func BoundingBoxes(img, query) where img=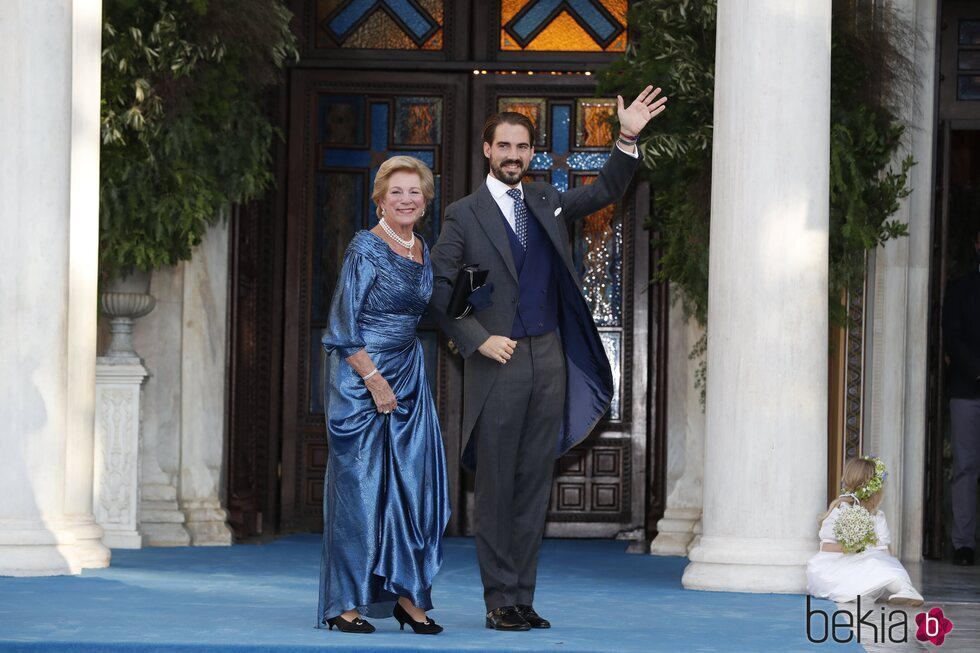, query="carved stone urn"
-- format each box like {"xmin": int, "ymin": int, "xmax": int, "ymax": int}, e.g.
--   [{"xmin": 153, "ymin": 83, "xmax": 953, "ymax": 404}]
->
[
  {"xmin": 94, "ymin": 269, "xmax": 155, "ymax": 548},
  {"xmin": 100, "ymin": 270, "xmax": 156, "ymax": 360}
]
